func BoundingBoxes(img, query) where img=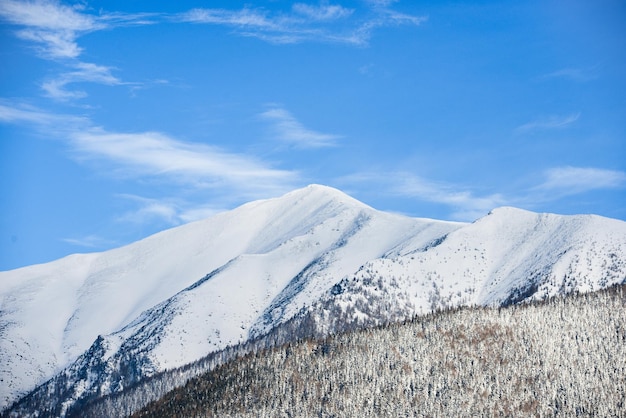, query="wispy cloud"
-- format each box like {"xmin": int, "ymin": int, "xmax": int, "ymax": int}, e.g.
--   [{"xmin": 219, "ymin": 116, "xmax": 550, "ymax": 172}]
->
[
  {"xmin": 516, "ymin": 113, "xmax": 581, "ymax": 133},
  {"xmin": 0, "ymin": 1, "xmax": 150, "ymax": 100},
  {"xmin": 98, "ymin": 11, "xmax": 162, "ymax": 27},
  {"xmin": 365, "ymin": 0, "xmax": 399, "ymax": 7},
  {"xmin": 292, "ymin": 3, "xmax": 354, "ymax": 21},
  {"xmin": 0, "ymin": 101, "xmax": 298, "ymax": 200},
  {"xmin": 42, "ymin": 62, "xmax": 124, "ymax": 100},
  {"xmin": 178, "ymin": 2, "xmax": 425, "ymax": 46},
  {"xmin": 260, "ymin": 105, "xmax": 341, "ymax": 149},
  {"xmin": 1, "ymin": 0, "xmax": 417, "ymax": 55},
  {"xmin": 342, "ymin": 171, "xmax": 506, "ymax": 220},
  {"xmin": 116, "ymin": 194, "xmax": 224, "ymax": 226},
  {"xmin": 391, "ymin": 174, "xmax": 506, "ymax": 220},
  {"xmin": 116, "ymin": 195, "xmax": 181, "ymax": 225},
  {"xmin": 1, "ymin": 100, "xmax": 301, "ymax": 234},
  {"xmin": 541, "ymin": 67, "xmax": 599, "ymax": 82},
  {"xmin": 0, "ymin": 0, "xmax": 103, "ymax": 59},
  {"xmin": 341, "ymin": 165, "xmax": 626, "ymax": 221},
  {"xmin": 62, "ymin": 234, "xmax": 116, "ymax": 249},
  {"xmin": 177, "ymin": 205, "xmax": 223, "ymax": 223},
  {"xmin": 0, "ymin": 99, "xmax": 88, "ymax": 127},
  {"xmin": 71, "ymin": 129, "xmax": 297, "ymax": 195},
  {"xmin": 0, "ymin": 1, "xmax": 158, "ymax": 59},
  {"xmin": 179, "ymin": 7, "xmax": 276, "ymax": 29},
  {"xmin": 2, "ymin": 1, "xmax": 425, "ymax": 103},
  {"xmin": 536, "ymin": 166, "xmax": 626, "ymax": 196}
]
